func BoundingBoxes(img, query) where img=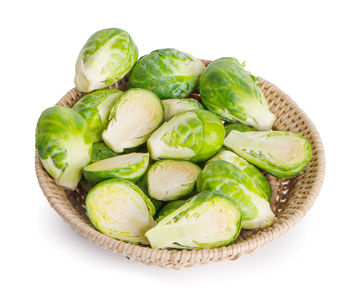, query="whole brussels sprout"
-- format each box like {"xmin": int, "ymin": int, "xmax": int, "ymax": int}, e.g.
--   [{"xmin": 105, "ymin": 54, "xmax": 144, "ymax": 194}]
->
[
  {"xmin": 36, "ymin": 106, "xmax": 92, "ymax": 190},
  {"xmin": 197, "ymin": 160, "xmax": 274, "ymax": 229},
  {"xmin": 145, "ymin": 191, "xmax": 242, "ymax": 249},
  {"xmin": 73, "ymin": 89, "xmax": 122, "ymax": 142},
  {"xmin": 162, "ymin": 98, "xmax": 203, "ymax": 121},
  {"xmin": 90, "ymin": 142, "xmax": 118, "ymax": 163},
  {"xmin": 129, "ymin": 48, "xmax": 205, "ymax": 99},
  {"xmin": 102, "ymin": 88, "xmax": 164, "ymax": 153},
  {"xmin": 147, "ymin": 109, "xmax": 225, "ymax": 162},
  {"xmin": 147, "ymin": 160, "xmax": 201, "ymax": 201},
  {"xmin": 207, "ymin": 149, "xmax": 271, "ymax": 201},
  {"xmin": 86, "ymin": 179, "xmax": 156, "ymax": 244},
  {"xmin": 156, "ymin": 200, "xmax": 187, "ymax": 222},
  {"xmin": 75, "ymin": 28, "xmax": 138, "ymax": 93},
  {"xmin": 200, "ymin": 57, "xmax": 276, "ymax": 130},
  {"xmin": 83, "ymin": 152, "xmax": 149, "ymax": 183},
  {"xmin": 224, "ymin": 123, "xmax": 254, "ymax": 136},
  {"xmin": 224, "ymin": 130, "xmax": 312, "ymax": 178}
]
